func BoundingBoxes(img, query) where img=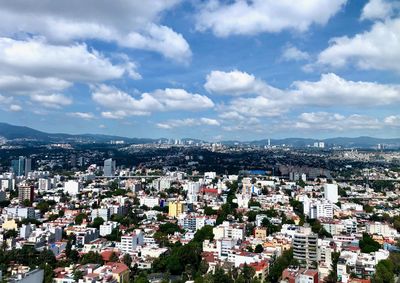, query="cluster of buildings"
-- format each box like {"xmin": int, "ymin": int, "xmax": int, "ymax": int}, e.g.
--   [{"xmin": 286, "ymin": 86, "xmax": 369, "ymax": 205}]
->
[{"xmin": 0, "ymin": 154, "xmax": 399, "ymax": 283}]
